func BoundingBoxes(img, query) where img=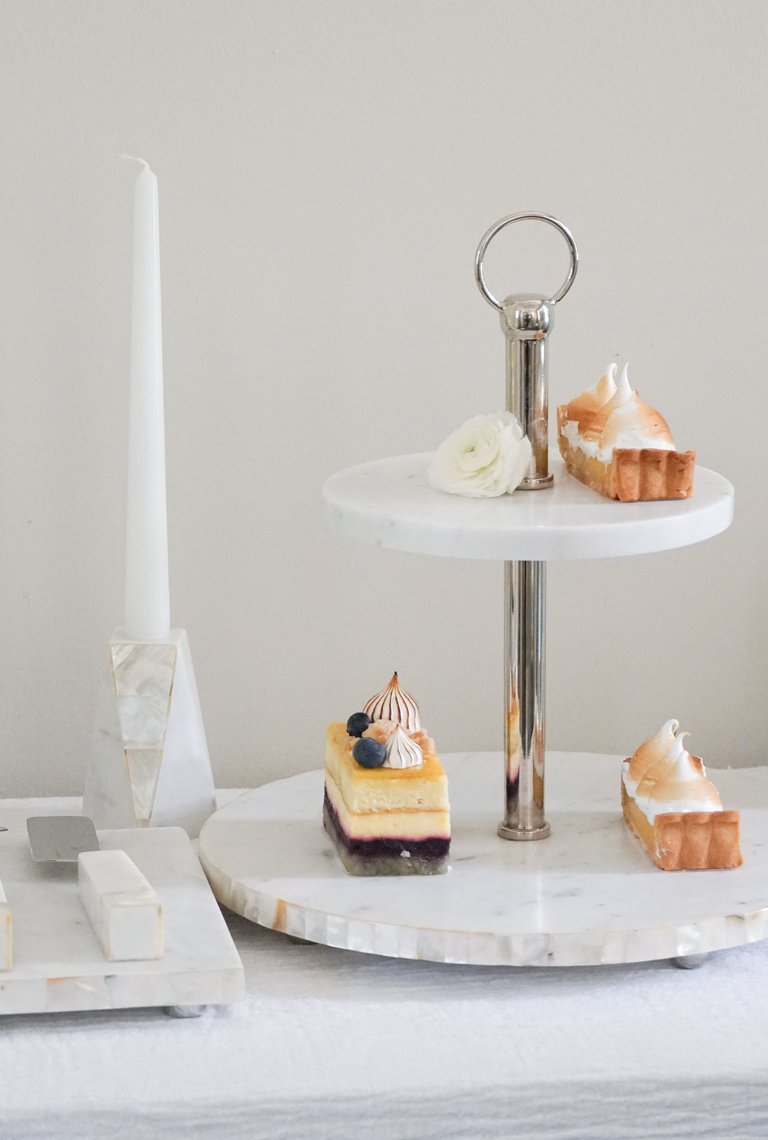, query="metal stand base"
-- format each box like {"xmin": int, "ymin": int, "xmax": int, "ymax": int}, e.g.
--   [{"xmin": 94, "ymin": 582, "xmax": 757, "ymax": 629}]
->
[
  {"xmin": 498, "ymin": 821, "xmax": 551, "ymax": 841},
  {"xmin": 519, "ymin": 474, "xmax": 554, "ymax": 490}
]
